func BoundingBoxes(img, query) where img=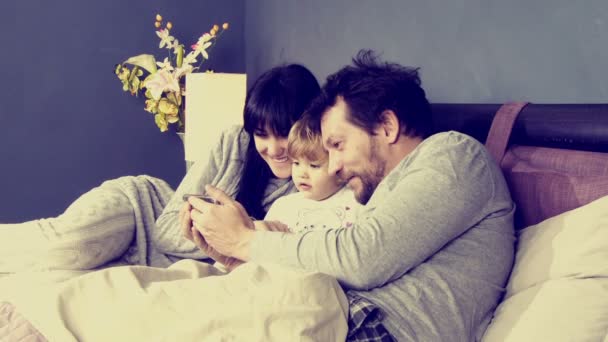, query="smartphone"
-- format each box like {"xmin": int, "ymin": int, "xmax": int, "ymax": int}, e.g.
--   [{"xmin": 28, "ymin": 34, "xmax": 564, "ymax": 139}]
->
[{"xmin": 182, "ymin": 194, "xmax": 221, "ymax": 204}]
